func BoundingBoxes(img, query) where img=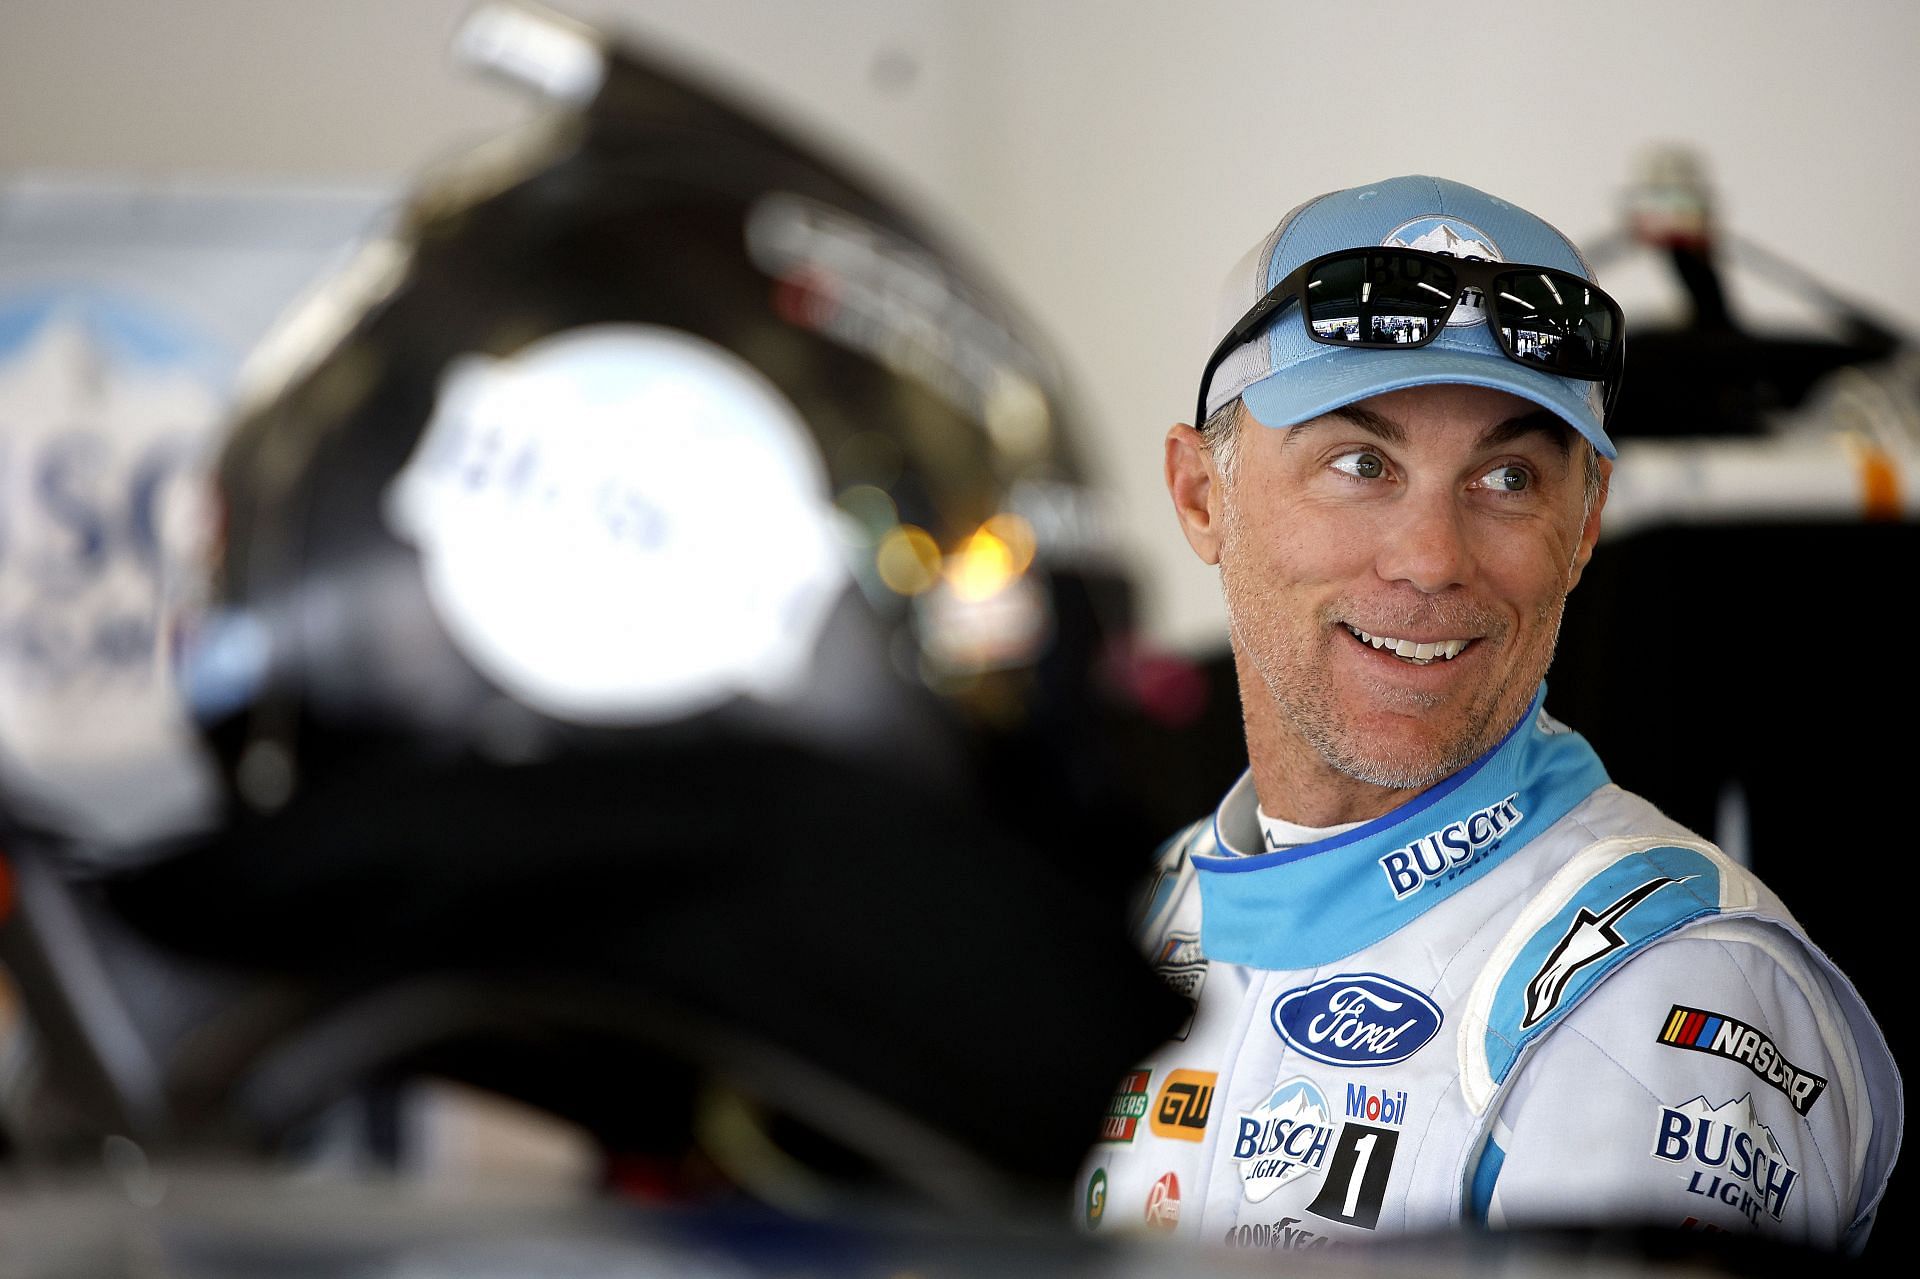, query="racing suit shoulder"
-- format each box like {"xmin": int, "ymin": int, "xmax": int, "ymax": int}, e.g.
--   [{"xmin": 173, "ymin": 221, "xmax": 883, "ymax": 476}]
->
[
  {"xmin": 1466, "ymin": 836, "xmax": 1901, "ymax": 1252},
  {"xmin": 1131, "ymin": 816, "xmax": 1209, "ymax": 947}
]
